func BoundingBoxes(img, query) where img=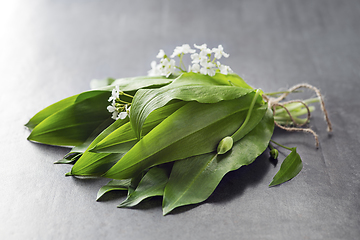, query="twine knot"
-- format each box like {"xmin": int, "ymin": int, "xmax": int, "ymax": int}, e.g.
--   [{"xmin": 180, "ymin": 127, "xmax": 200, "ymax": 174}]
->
[{"xmin": 263, "ymin": 83, "xmax": 332, "ymax": 148}]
